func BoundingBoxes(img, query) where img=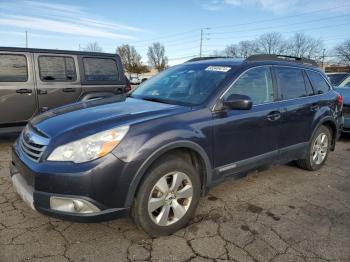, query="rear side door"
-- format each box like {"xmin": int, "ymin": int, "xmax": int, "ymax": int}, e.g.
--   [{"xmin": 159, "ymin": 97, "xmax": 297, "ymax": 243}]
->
[
  {"xmin": 34, "ymin": 53, "xmax": 82, "ymax": 112},
  {"xmin": 212, "ymin": 66, "xmax": 281, "ymax": 177},
  {"xmin": 79, "ymin": 55, "xmax": 126, "ymax": 99},
  {"xmin": 273, "ymin": 66, "xmax": 316, "ymax": 159},
  {"xmin": 0, "ymin": 52, "xmax": 36, "ymax": 125}
]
